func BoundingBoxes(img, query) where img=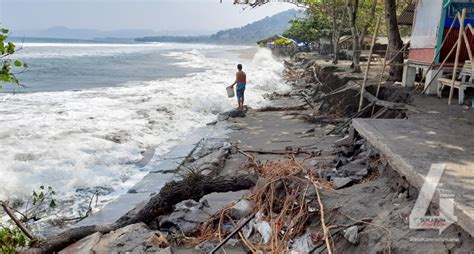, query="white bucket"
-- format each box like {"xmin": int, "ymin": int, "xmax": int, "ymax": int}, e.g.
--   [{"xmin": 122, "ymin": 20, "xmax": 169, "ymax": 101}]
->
[{"xmin": 226, "ymin": 86, "xmax": 235, "ymax": 98}]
